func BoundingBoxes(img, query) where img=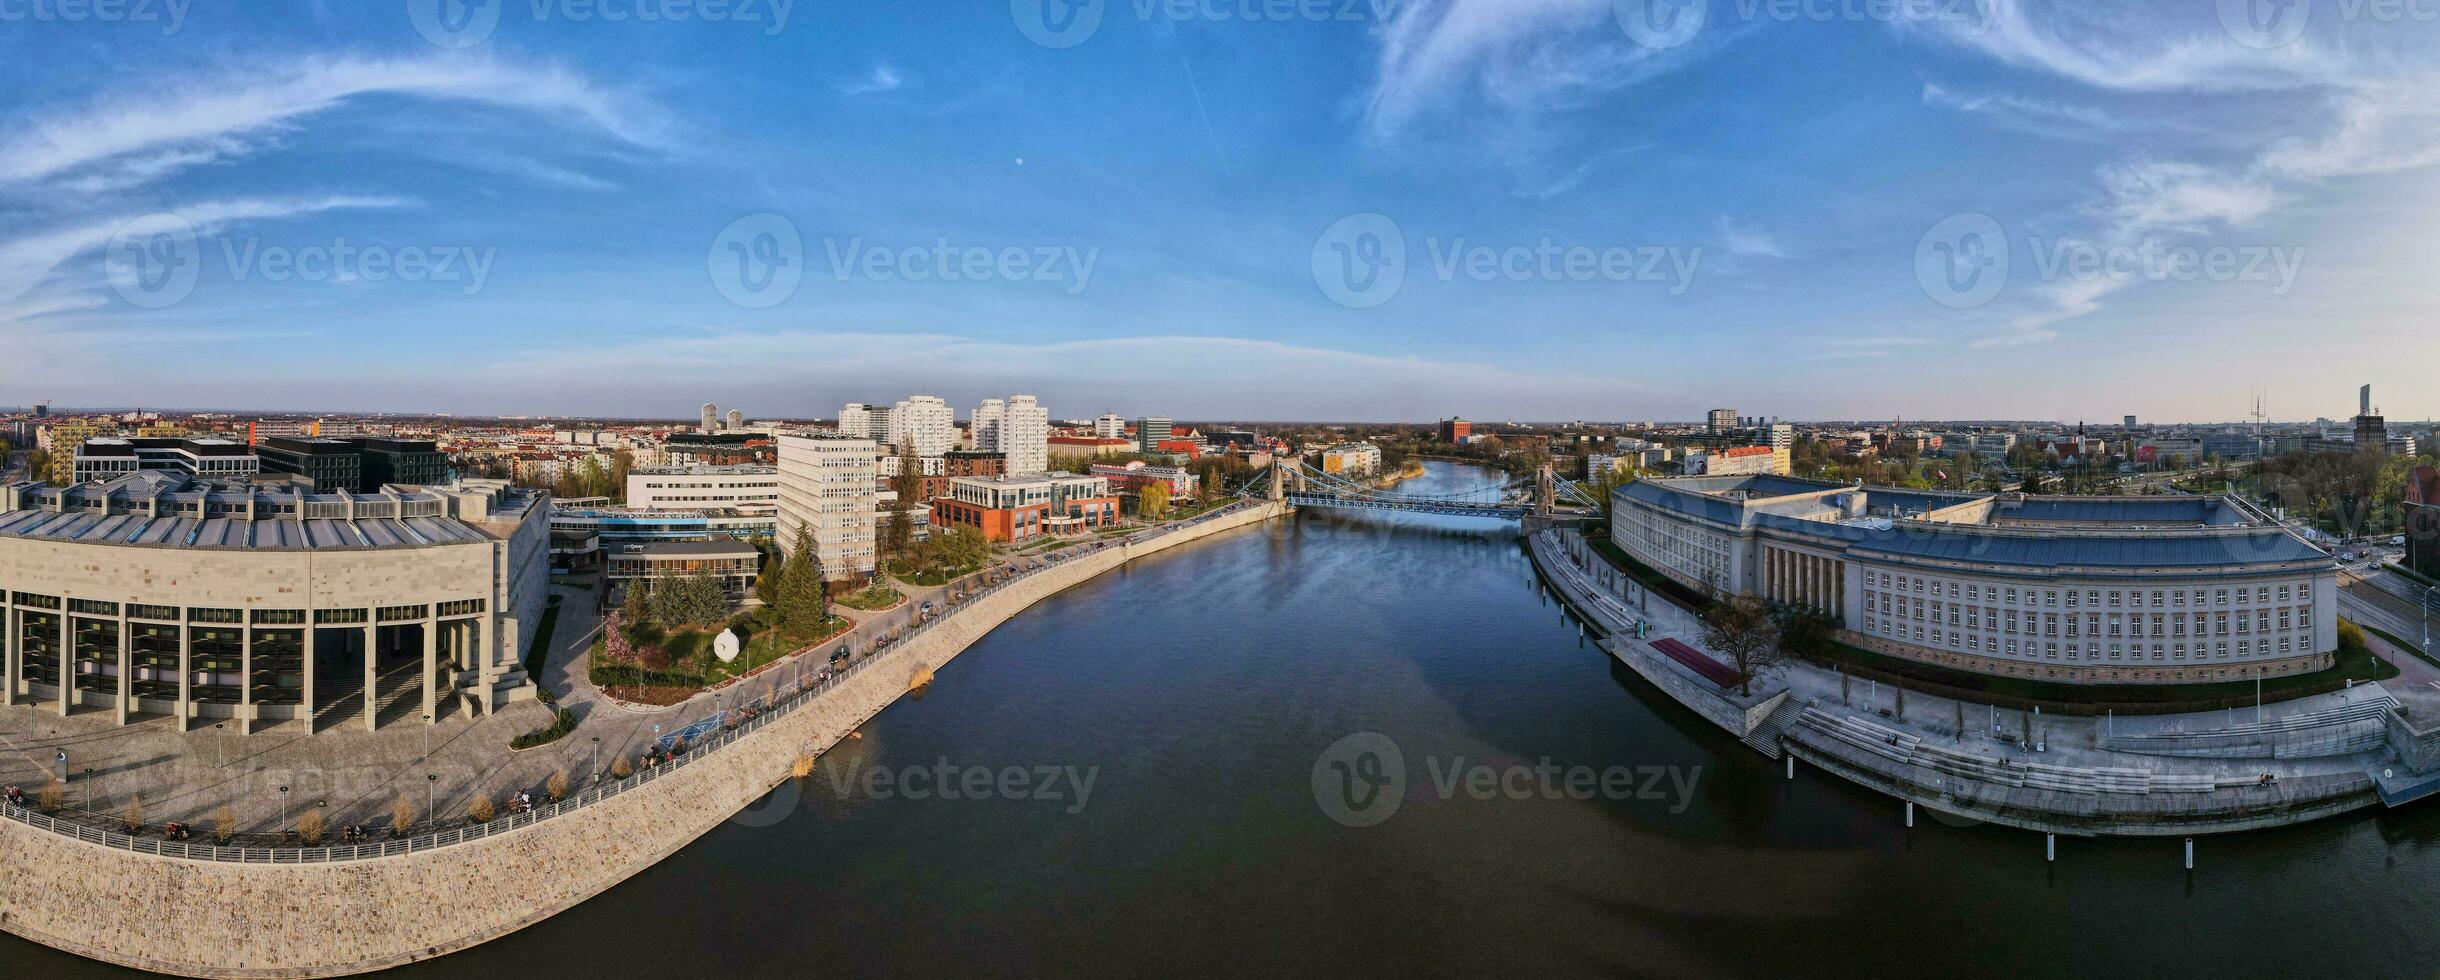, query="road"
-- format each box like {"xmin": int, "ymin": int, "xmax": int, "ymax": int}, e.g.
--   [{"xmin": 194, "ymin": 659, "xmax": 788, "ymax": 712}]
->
[{"xmin": 2340, "ymin": 566, "xmax": 2439, "ymax": 657}]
